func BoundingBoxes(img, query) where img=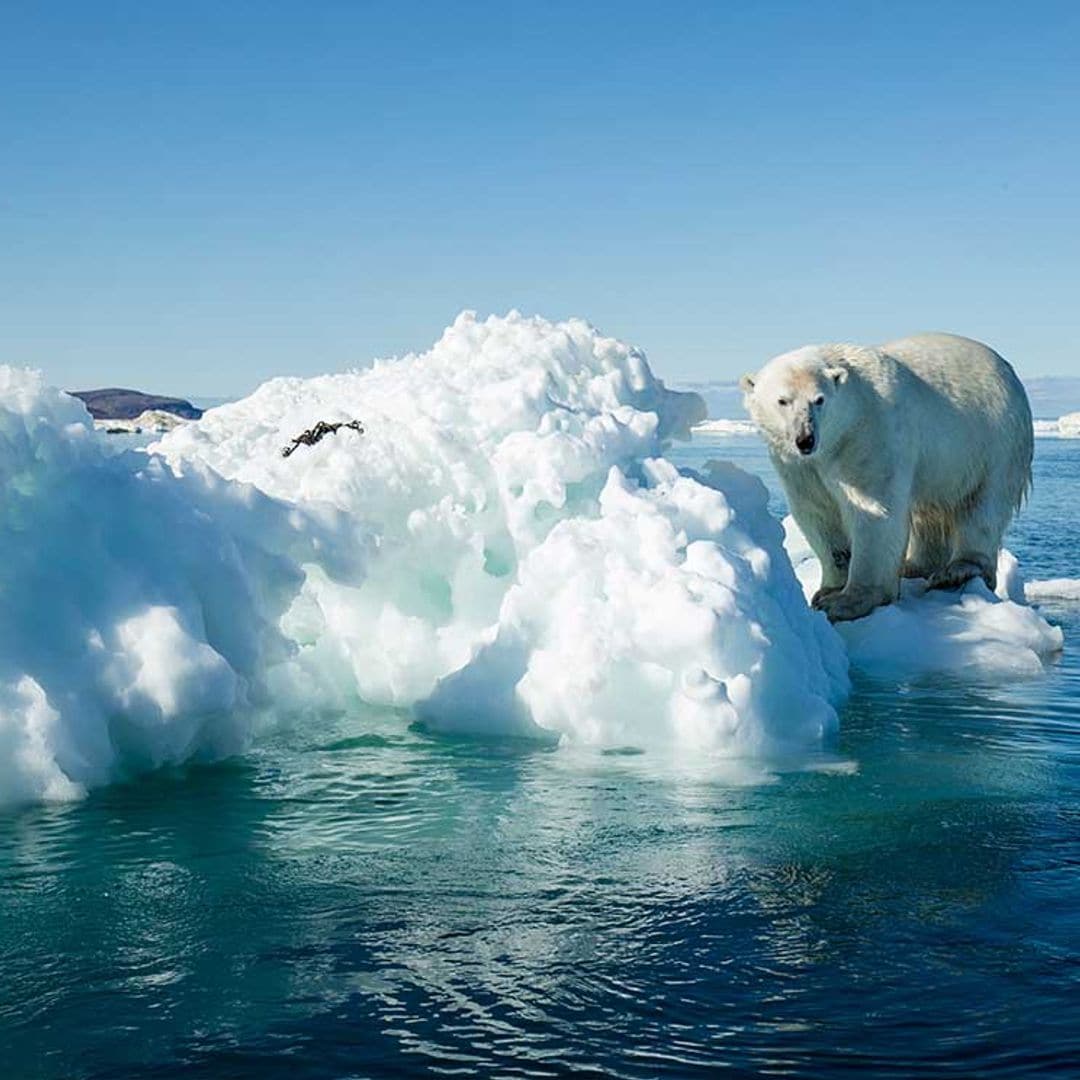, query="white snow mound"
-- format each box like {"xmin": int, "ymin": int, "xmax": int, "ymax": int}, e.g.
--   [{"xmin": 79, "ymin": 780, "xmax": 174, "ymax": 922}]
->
[
  {"xmin": 419, "ymin": 459, "xmax": 848, "ymax": 754},
  {"xmin": 783, "ymin": 517, "xmax": 1063, "ymax": 677}
]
